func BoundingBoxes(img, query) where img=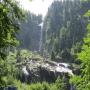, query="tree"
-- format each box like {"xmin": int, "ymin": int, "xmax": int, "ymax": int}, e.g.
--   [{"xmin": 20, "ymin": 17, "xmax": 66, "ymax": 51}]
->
[
  {"xmin": 70, "ymin": 8, "xmax": 90, "ymax": 90},
  {"xmin": 17, "ymin": 12, "xmax": 42, "ymax": 51},
  {"xmin": 0, "ymin": 0, "xmax": 24, "ymax": 58},
  {"xmin": 42, "ymin": 0, "xmax": 89, "ymax": 62},
  {"xmin": 0, "ymin": 0, "xmax": 24, "ymax": 86}
]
